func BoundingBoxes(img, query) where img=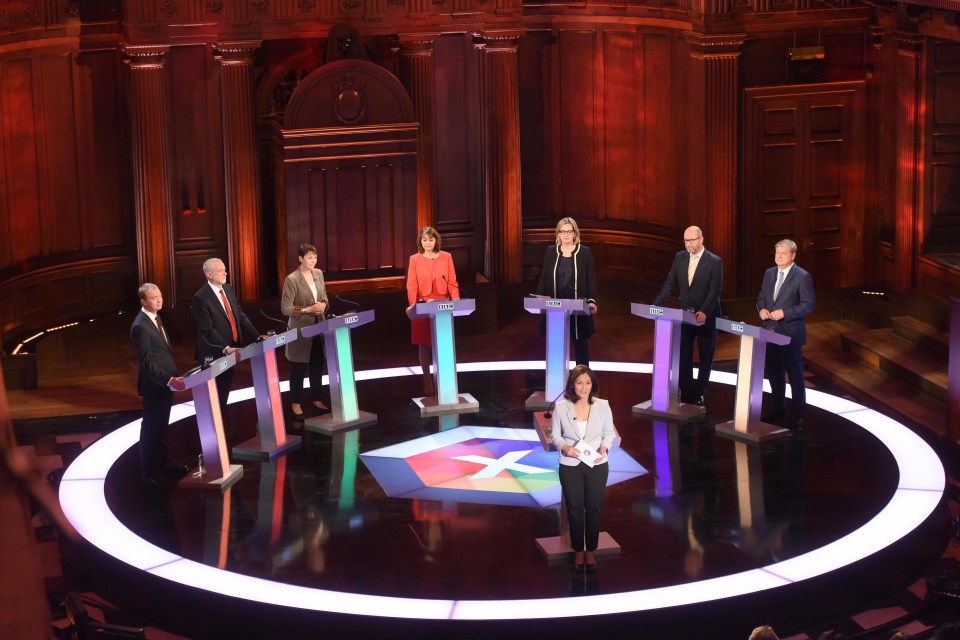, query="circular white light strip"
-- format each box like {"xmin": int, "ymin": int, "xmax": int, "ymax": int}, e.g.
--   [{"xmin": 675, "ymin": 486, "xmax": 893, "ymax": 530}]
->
[{"xmin": 59, "ymin": 361, "xmax": 945, "ymax": 620}]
